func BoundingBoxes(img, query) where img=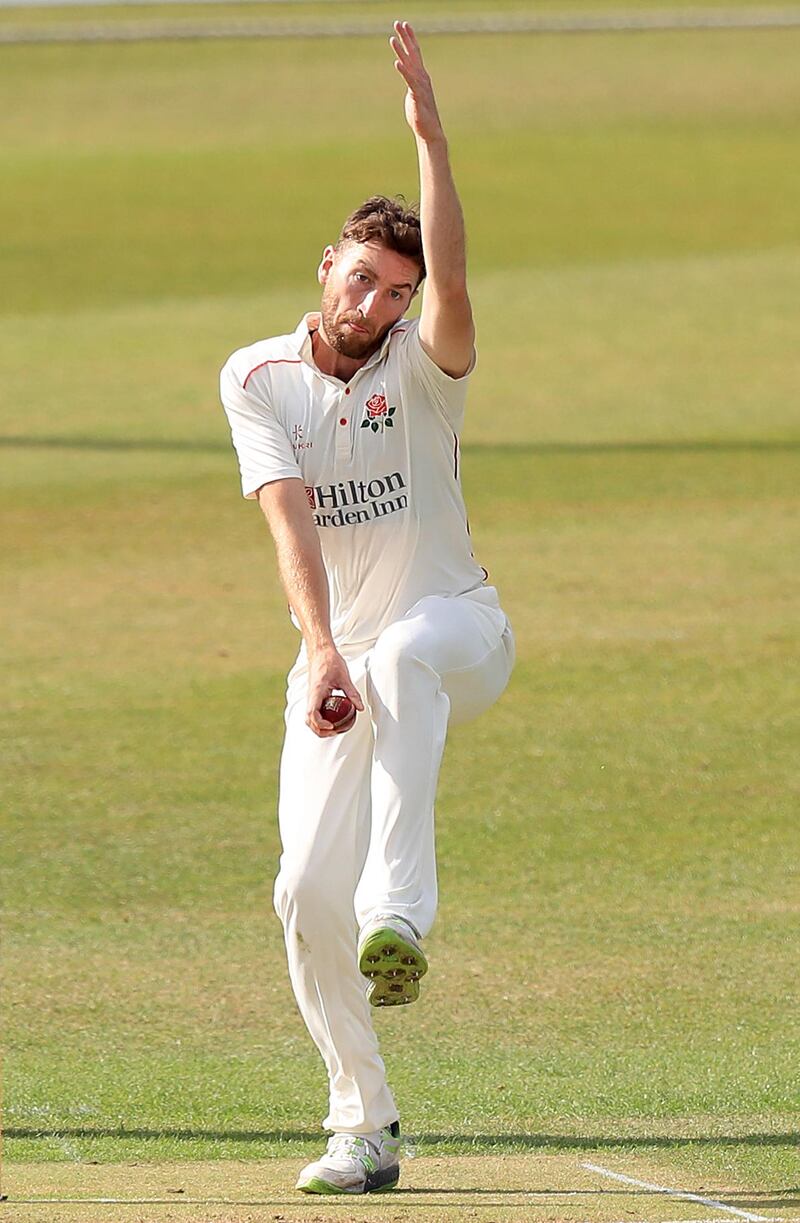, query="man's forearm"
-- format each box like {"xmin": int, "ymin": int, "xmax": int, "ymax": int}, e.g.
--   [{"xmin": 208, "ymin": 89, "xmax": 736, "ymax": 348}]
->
[
  {"xmin": 273, "ymin": 531, "xmax": 335, "ymax": 655},
  {"xmin": 258, "ymin": 479, "xmax": 364, "ymax": 733},
  {"xmin": 417, "ymin": 135, "xmax": 468, "ymax": 297},
  {"xmin": 257, "ymin": 481, "xmax": 334, "ymax": 654}
]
